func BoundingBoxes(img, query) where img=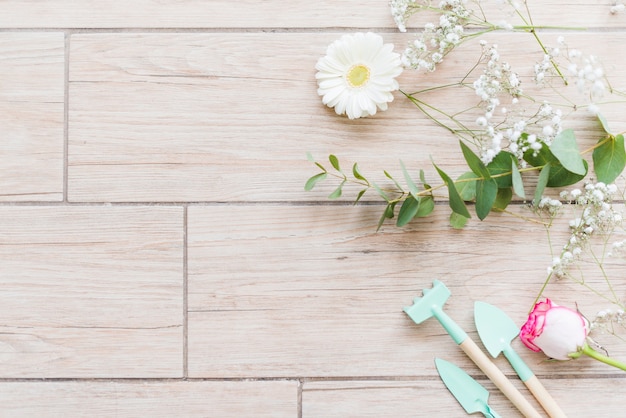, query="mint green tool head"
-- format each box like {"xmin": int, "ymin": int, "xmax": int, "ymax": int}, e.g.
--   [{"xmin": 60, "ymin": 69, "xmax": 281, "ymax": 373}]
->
[
  {"xmin": 404, "ymin": 280, "xmax": 467, "ymax": 344},
  {"xmin": 474, "ymin": 301, "xmax": 534, "ymax": 382},
  {"xmin": 403, "ymin": 279, "xmax": 451, "ymax": 324},
  {"xmin": 435, "ymin": 358, "xmax": 502, "ymax": 418}
]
